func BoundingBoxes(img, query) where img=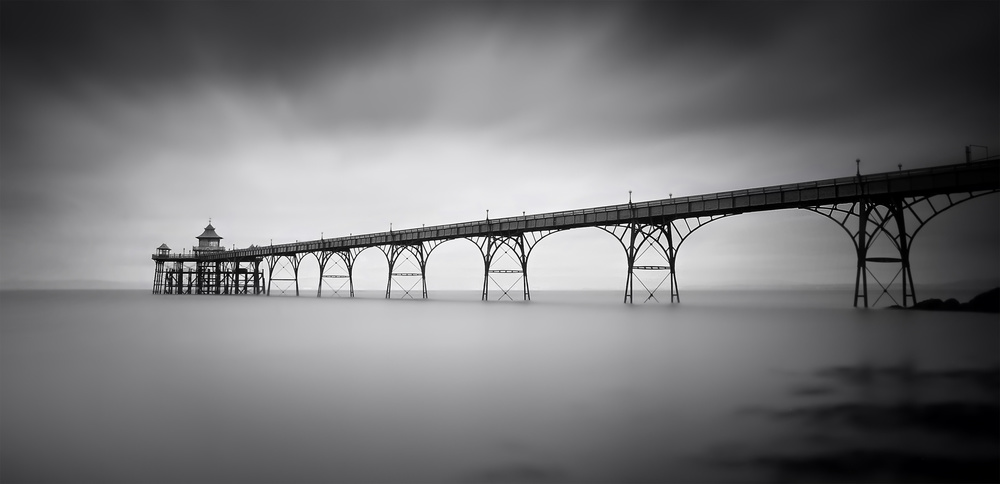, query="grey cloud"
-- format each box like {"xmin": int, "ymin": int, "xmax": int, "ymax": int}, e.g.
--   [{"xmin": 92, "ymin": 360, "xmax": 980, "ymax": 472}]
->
[
  {"xmin": 1, "ymin": 1, "xmax": 996, "ymax": 288},
  {"xmin": 582, "ymin": 3, "xmax": 999, "ymax": 141},
  {"xmin": 8, "ymin": 1, "xmax": 992, "ymax": 150}
]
